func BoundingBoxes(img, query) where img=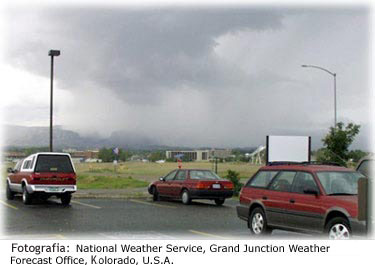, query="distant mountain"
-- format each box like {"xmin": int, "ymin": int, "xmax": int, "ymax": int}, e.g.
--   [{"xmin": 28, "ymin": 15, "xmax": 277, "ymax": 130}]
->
[
  {"xmin": 3, "ymin": 125, "xmax": 254, "ymax": 151},
  {"xmin": 3, "ymin": 125, "xmax": 160, "ymax": 150}
]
